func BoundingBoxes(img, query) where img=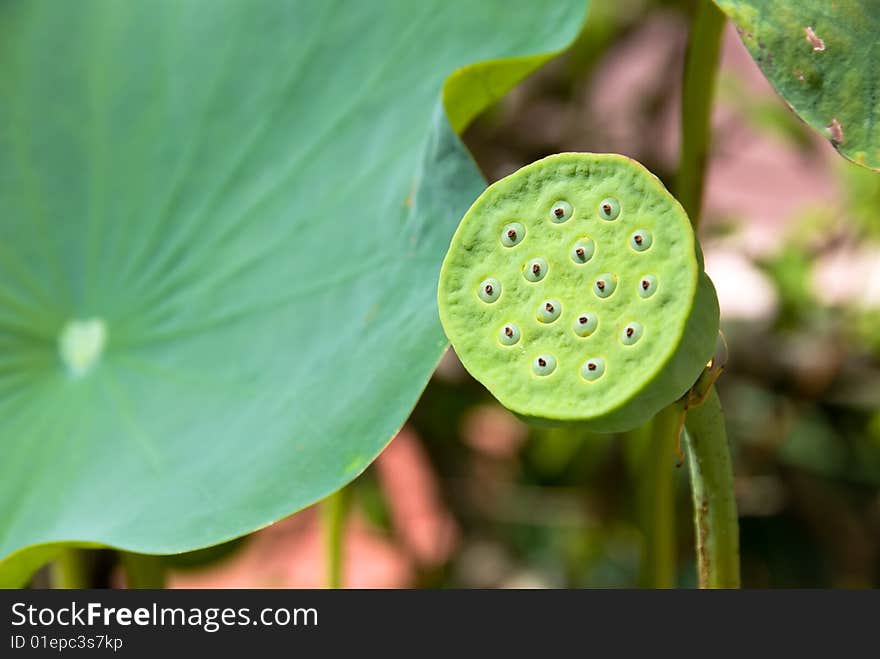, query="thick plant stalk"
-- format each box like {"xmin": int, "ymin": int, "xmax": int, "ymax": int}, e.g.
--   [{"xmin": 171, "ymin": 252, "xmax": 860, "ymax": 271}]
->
[
  {"xmin": 677, "ymin": 0, "xmax": 726, "ymax": 227},
  {"xmin": 675, "ymin": 1, "xmax": 739, "ymax": 588},
  {"xmin": 637, "ymin": 406, "xmax": 679, "ymax": 588},
  {"xmin": 121, "ymin": 552, "xmax": 166, "ymax": 589},
  {"xmin": 322, "ymin": 487, "xmax": 349, "ymax": 589},
  {"xmin": 683, "ymin": 386, "xmax": 740, "ymax": 588}
]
